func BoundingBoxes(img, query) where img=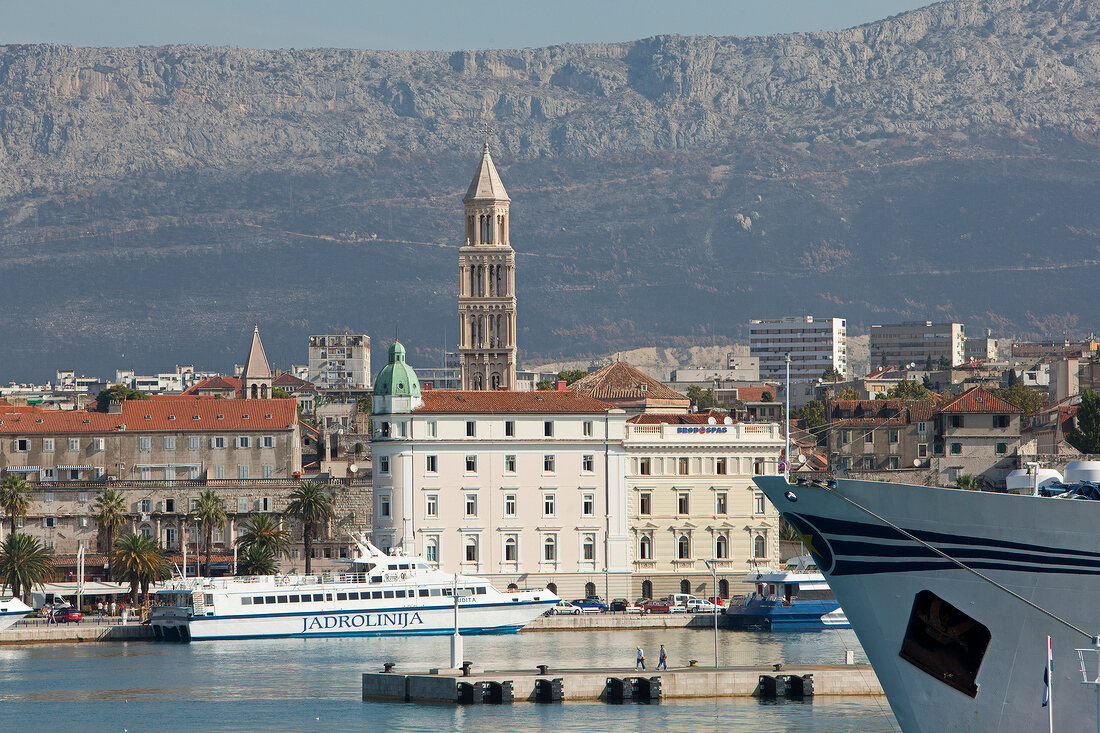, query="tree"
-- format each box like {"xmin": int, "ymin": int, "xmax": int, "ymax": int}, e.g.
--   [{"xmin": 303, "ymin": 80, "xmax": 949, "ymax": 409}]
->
[
  {"xmin": 195, "ymin": 489, "xmax": 227, "ymax": 577},
  {"xmin": 237, "ymin": 545, "xmax": 278, "ymax": 576},
  {"xmin": 922, "ymin": 374, "xmax": 933, "ymax": 390},
  {"xmin": 876, "ymin": 379, "xmax": 930, "ymax": 400},
  {"xmin": 0, "ymin": 533, "xmax": 53, "ymax": 604},
  {"xmin": 760, "ymin": 390, "xmax": 773, "ymax": 402},
  {"xmin": 557, "ymin": 370, "xmax": 587, "ymax": 385},
  {"xmin": 1068, "ymin": 388, "xmax": 1100, "ymax": 455},
  {"xmin": 826, "ymin": 385, "xmax": 861, "ymax": 401},
  {"xmin": 995, "ymin": 383, "xmax": 1046, "ymax": 419},
  {"xmin": 536, "ymin": 379, "xmax": 554, "ymax": 391},
  {"xmin": 271, "ymin": 387, "xmax": 293, "ymax": 399},
  {"xmin": 93, "ymin": 488, "xmax": 128, "ymax": 553},
  {"xmin": 111, "ymin": 532, "xmax": 169, "ymax": 605},
  {"xmin": 955, "ymin": 474, "xmax": 980, "ymax": 491},
  {"xmin": 93, "ymin": 384, "xmax": 149, "ymax": 412},
  {"xmin": 821, "ymin": 368, "xmax": 842, "ymax": 383},
  {"xmin": 1006, "ymin": 369, "xmax": 1019, "ymax": 387},
  {"xmin": 685, "ymin": 386, "xmax": 717, "ymax": 410},
  {"xmin": 0, "ymin": 474, "xmax": 33, "ymax": 536},
  {"xmin": 793, "ymin": 400, "xmax": 826, "ymax": 444},
  {"xmin": 235, "ymin": 513, "xmax": 291, "ymax": 561},
  {"xmin": 937, "ymin": 356, "xmax": 951, "ymax": 369},
  {"xmin": 285, "ymin": 481, "xmax": 335, "ymax": 575}
]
